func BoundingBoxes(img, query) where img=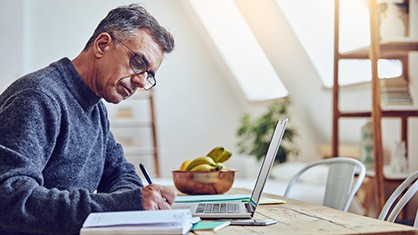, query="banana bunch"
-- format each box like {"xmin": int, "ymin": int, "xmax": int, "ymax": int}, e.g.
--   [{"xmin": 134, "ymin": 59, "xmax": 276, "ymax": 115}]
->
[
  {"xmin": 207, "ymin": 146, "xmax": 232, "ymax": 163},
  {"xmin": 179, "ymin": 146, "xmax": 233, "ymax": 171}
]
